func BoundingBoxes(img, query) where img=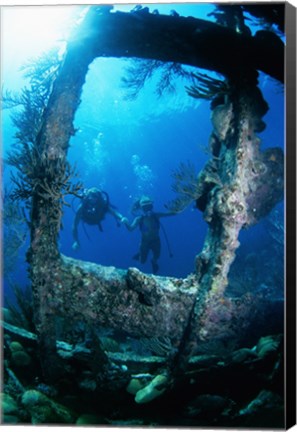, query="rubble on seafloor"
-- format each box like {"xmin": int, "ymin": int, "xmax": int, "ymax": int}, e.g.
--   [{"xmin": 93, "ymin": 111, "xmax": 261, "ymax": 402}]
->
[{"xmin": 1, "ymin": 316, "xmax": 284, "ymax": 427}]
